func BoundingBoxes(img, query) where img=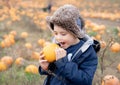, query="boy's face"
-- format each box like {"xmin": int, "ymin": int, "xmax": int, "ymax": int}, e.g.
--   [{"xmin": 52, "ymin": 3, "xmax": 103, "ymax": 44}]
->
[{"xmin": 53, "ymin": 25, "xmax": 80, "ymax": 49}]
